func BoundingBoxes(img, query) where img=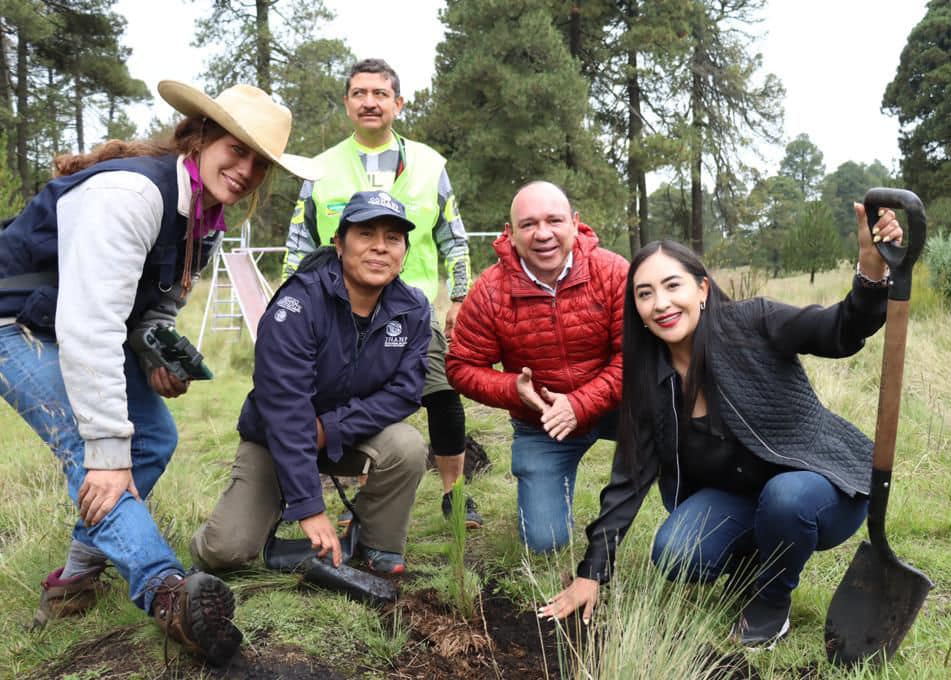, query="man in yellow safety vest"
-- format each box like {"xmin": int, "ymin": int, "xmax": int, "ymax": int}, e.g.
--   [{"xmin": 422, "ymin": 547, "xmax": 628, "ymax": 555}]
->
[{"xmin": 282, "ymin": 58, "xmax": 482, "ymax": 528}]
